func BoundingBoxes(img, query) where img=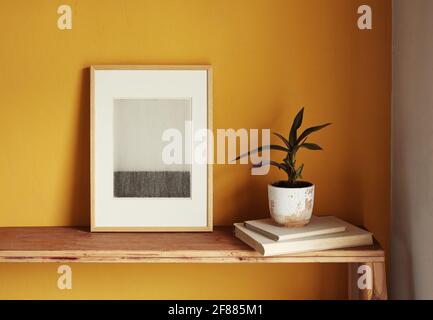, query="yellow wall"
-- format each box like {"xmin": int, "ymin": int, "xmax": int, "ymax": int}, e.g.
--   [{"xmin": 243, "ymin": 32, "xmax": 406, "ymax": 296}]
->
[{"xmin": 0, "ymin": 0, "xmax": 391, "ymax": 299}]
